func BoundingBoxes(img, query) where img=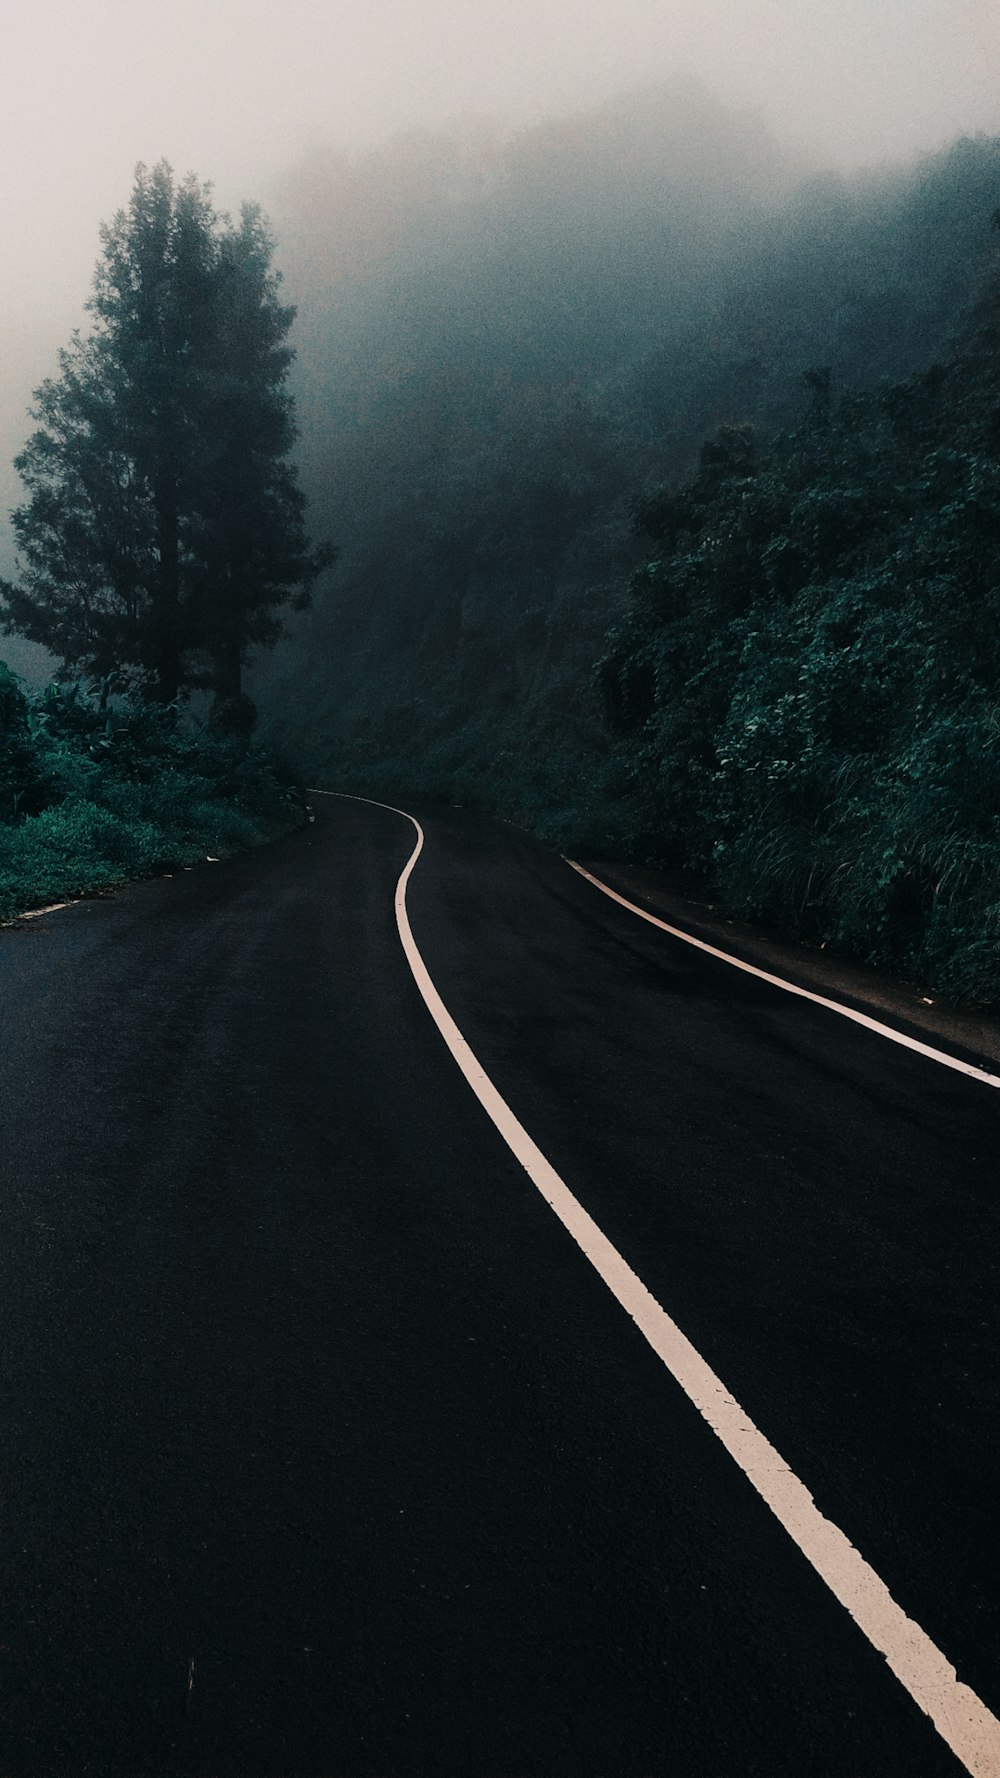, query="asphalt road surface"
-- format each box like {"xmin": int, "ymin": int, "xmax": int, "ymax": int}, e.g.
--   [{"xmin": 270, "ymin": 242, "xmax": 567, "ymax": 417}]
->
[{"xmin": 1, "ymin": 795, "xmax": 998, "ymax": 1777}]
